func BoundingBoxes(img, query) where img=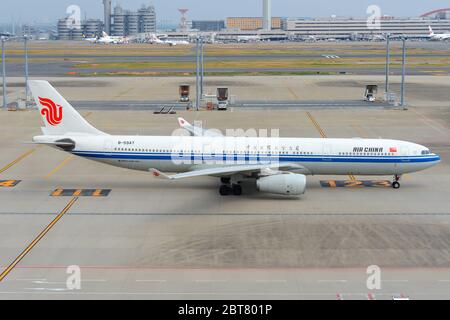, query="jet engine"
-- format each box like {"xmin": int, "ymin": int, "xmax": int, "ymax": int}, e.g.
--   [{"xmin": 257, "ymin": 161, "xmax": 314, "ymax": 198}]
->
[{"xmin": 256, "ymin": 174, "xmax": 306, "ymax": 195}]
